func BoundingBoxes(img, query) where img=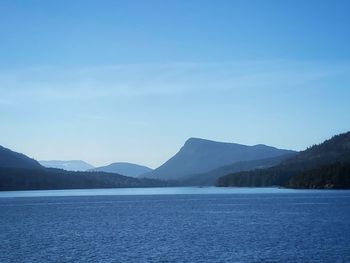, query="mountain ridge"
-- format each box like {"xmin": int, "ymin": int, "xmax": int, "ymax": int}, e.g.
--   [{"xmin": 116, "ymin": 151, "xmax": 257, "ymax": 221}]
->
[
  {"xmin": 90, "ymin": 162, "xmax": 153, "ymax": 178},
  {"xmin": 40, "ymin": 160, "xmax": 95, "ymax": 171},
  {"xmin": 0, "ymin": 145, "xmax": 42, "ymax": 169}
]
